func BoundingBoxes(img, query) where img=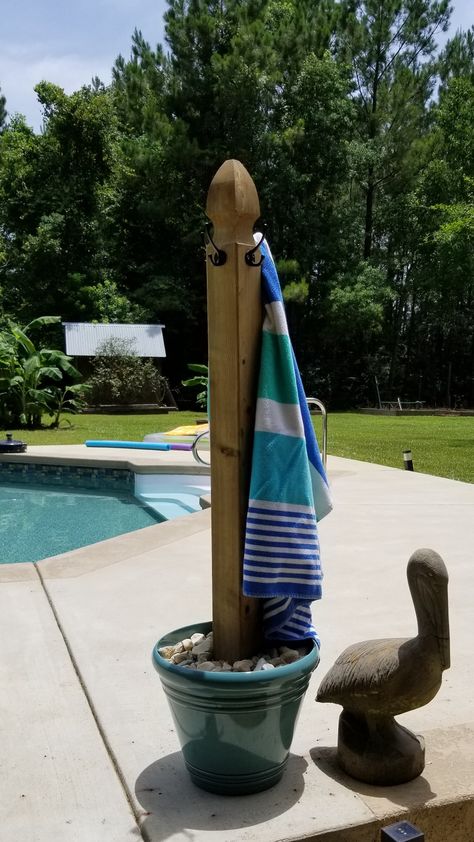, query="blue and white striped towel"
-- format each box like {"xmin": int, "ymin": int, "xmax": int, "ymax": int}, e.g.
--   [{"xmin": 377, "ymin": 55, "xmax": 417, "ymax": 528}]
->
[{"xmin": 242, "ymin": 238, "xmax": 332, "ymax": 647}]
